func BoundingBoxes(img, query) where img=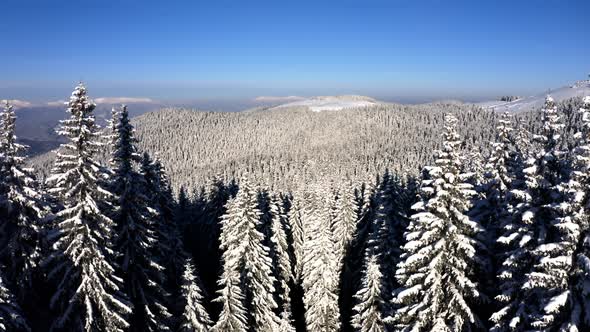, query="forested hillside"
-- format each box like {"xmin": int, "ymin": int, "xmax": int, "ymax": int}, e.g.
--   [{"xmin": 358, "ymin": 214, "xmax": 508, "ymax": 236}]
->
[
  {"xmin": 2, "ymin": 84, "xmax": 590, "ymax": 332},
  {"xmin": 34, "ymin": 102, "xmax": 500, "ymax": 192},
  {"xmin": 131, "ymin": 104, "xmax": 499, "ymax": 192}
]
